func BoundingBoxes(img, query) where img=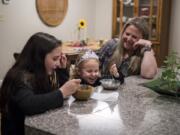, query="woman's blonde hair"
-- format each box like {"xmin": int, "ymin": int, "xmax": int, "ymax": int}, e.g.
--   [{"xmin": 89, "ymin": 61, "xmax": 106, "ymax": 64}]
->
[{"xmin": 109, "ymin": 17, "xmax": 149, "ymax": 74}]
